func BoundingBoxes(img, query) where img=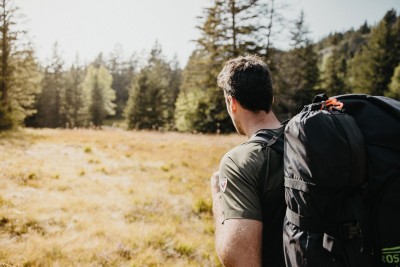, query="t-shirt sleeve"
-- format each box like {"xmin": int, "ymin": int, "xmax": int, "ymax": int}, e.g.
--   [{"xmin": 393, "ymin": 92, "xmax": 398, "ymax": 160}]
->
[{"xmin": 219, "ymin": 152, "xmax": 263, "ymax": 222}]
